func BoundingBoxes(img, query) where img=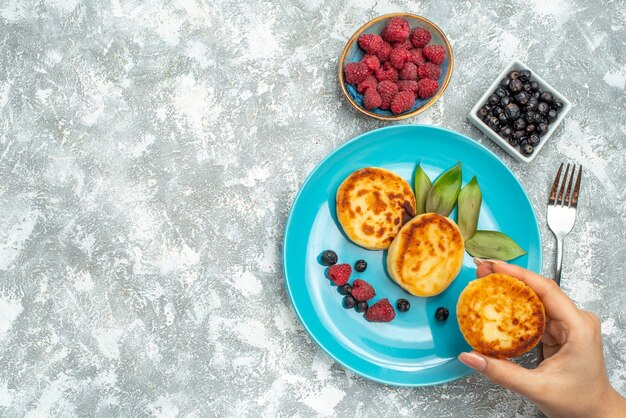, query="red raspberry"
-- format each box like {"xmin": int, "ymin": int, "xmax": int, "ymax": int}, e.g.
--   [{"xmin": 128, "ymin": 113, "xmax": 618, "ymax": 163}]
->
[
  {"xmin": 358, "ymin": 34, "xmax": 383, "ymax": 54},
  {"xmin": 365, "ymin": 298, "xmax": 396, "ymax": 322},
  {"xmin": 363, "ymin": 87, "xmax": 382, "ymax": 110},
  {"xmin": 389, "ymin": 47, "xmax": 409, "ymax": 69},
  {"xmin": 376, "ymin": 41, "xmax": 393, "ymax": 61},
  {"xmin": 390, "ymin": 91, "xmax": 415, "ymax": 114},
  {"xmin": 399, "ymin": 62, "xmax": 418, "ymax": 80},
  {"xmin": 392, "ymin": 39, "xmax": 413, "ymax": 50},
  {"xmin": 374, "ymin": 62, "xmax": 398, "ymax": 82},
  {"xmin": 410, "ymin": 27, "xmax": 432, "ymax": 48},
  {"xmin": 381, "ymin": 17, "xmax": 410, "ymax": 43},
  {"xmin": 417, "ymin": 78, "xmax": 439, "ymax": 99},
  {"xmin": 417, "ymin": 62, "xmax": 441, "ymax": 80},
  {"xmin": 356, "ymin": 75, "xmax": 378, "ymax": 94},
  {"xmin": 408, "ymin": 48, "xmax": 425, "ymax": 65},
  {"xmin": 344, "ymin": 62, "xmax": 370, "ymax": 85},
  {"xmin": 377, "ymin": 80, "xmax": 398, "ymax": 110},
  {"xmin": 327, "ymin": 263, "xmax": 351, "ymax": 286},
  {"xmin": 423, "ymin": 44, "xmax": 446, "ymax": 65},
  {"xmin": 351, "ymin": 279, "xmax": 376, "ymax": 301},
  {"xmin": 361, "ymin": 54, "xmax": 380, "ymax": 72},
  {"xmin": 397, "ymin": 80, "xmax": 419, "ymax": 98}
]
